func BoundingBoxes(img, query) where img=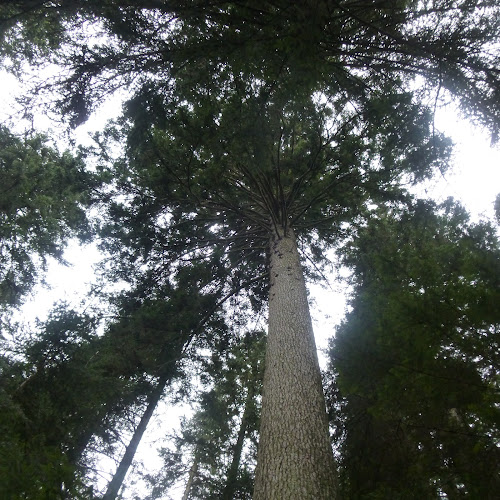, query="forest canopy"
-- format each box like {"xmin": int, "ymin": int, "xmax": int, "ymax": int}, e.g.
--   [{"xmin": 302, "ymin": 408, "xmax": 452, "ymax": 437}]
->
[{"xmin": 0, "ymin": 1, "xmax": 499, "ymax": 499}]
